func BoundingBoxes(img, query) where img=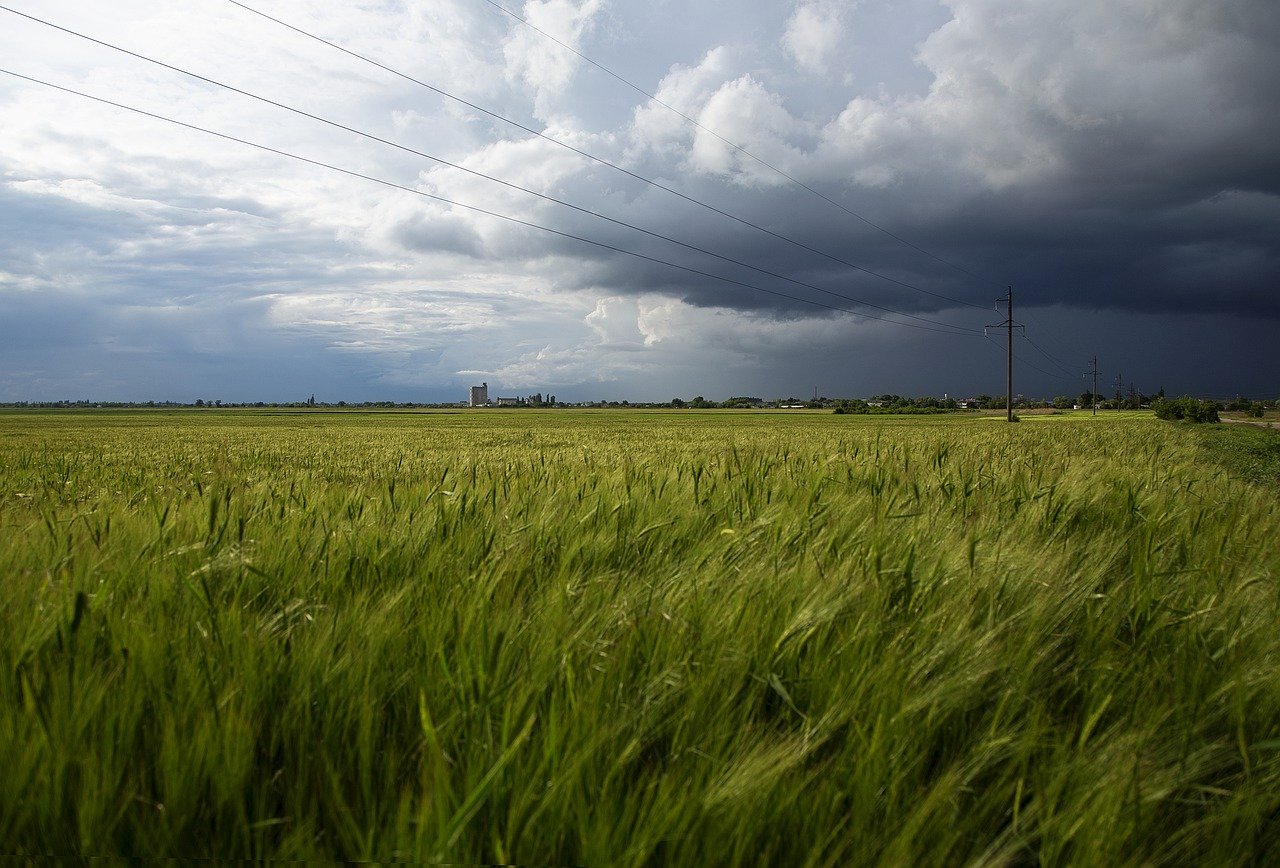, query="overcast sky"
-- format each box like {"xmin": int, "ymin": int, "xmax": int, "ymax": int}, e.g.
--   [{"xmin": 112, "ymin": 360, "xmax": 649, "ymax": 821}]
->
[{"xmin": 1, "ymin": 0, "xmax": 1277, "ymax": 402}]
